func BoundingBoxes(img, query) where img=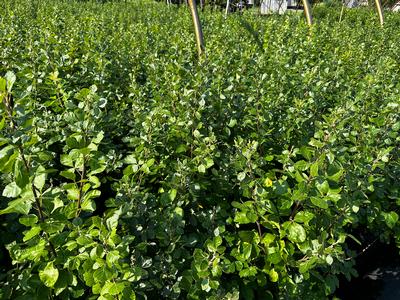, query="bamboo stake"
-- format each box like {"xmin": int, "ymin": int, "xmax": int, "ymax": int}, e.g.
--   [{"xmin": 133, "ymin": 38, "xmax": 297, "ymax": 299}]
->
[
  {"xmin": 301, "ymin": 0, "xmax": 313, "ymax": 25},
  {"xmin": 188, "ymin": 0, "xmax": 205, "ymax": 57},
  {"xmin": 339, "ymin": 4, "xmax": 345, "ymax": 23},
  {"xmin": 375, "ymin": 0, "xmax": 384, "ymax": 26},
  {"xmin": 225, "ymin": 0, "xmax": 230, "ymax": 18}
]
